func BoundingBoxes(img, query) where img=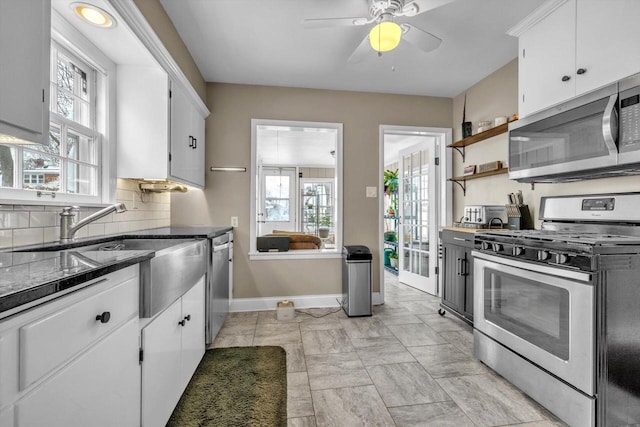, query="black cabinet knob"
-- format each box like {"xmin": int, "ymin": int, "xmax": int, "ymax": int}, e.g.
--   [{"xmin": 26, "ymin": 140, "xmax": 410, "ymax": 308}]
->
[
  {"xmin": 184, "ymin": 314, "xmax": 191, "ymax": 322},
  {"xmin": 178, "ymin": 319, "xmax": 186, "ymax": 327},
  {"xmin": 561, "ymin": 75, "xmax": 571, "ymax": 82},
  {"xmin": 576, "ymin": 68, "xmax": 587, "ymax": 75},
  {"xmin": 95, "ymin": 311, "xmax": 111, "ymax": 324}
]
